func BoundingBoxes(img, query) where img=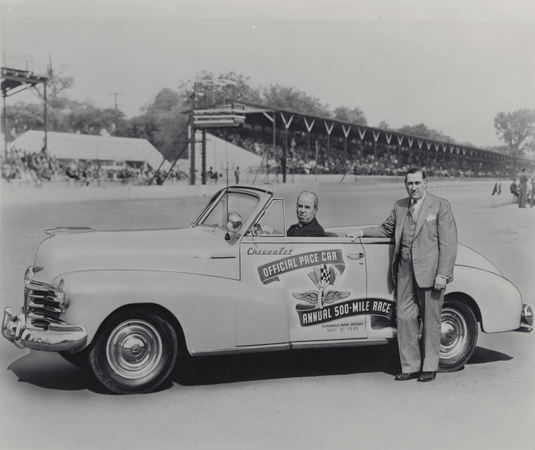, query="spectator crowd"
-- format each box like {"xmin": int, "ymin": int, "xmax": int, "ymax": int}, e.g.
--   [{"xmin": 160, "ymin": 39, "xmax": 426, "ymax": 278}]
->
[
  {"xmin": 1, "ymin": 148, "xmax": 187, "ymax": 186},
  {"xmin": 2, "ymin": 125, "xmax": 532, "ymax": 188},
  {"xmin": 211, "ymin": 126, "xmax": 527, "ymax": 179}
]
